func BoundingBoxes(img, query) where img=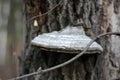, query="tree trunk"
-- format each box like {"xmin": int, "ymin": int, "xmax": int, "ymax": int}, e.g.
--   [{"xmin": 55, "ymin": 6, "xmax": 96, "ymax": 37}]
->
[
  {"xmin": 21, "ymin": 0, "xmax": 120, "ymax": 80},
  {"xmin": 6, "ymin": 0, "xmax": 17, "ymax": 77}
]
